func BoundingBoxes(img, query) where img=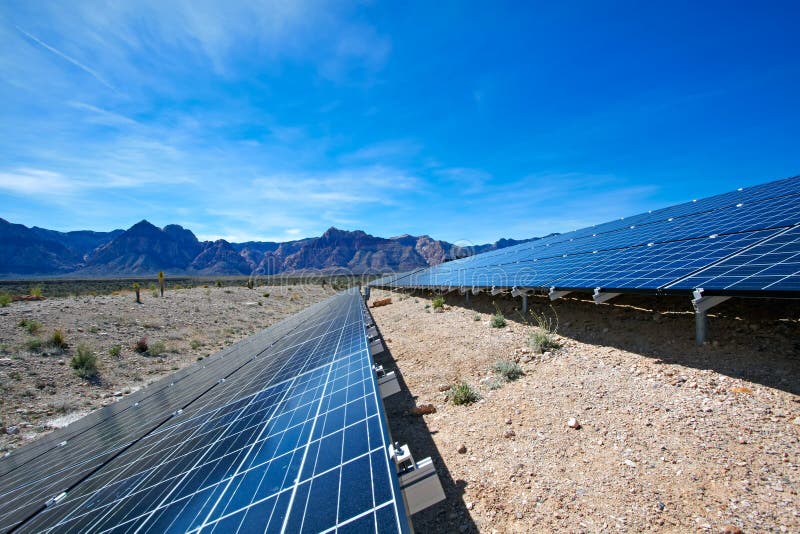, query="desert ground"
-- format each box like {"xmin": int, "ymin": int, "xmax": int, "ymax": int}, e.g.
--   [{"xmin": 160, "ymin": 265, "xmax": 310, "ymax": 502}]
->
[
  {"xmin": 1, "ymin": 284, "xmax": 798, "ymax": 533},
  {"xmin": 0, "ymin": 283, "xmax": 333, "ymax": 453},
  {"xmin": 369, "ymin": 288, "xmax": 799, "ymax": 533}
]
